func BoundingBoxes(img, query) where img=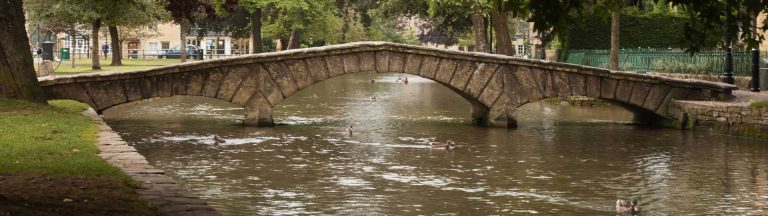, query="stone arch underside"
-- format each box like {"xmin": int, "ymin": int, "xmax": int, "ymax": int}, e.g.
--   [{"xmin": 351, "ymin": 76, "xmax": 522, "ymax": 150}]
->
[{"xmin": 39, "ymin": 42, "xmax": 736, "ymax": 128}]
